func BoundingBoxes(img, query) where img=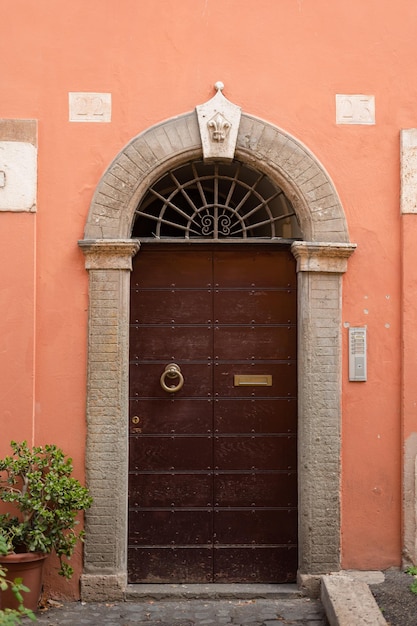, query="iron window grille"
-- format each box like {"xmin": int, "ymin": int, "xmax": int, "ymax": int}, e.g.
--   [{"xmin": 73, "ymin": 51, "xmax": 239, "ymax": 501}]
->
[{"xmin": 132, "ymin": 160, "xmax": 300, "ymax": 240}]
